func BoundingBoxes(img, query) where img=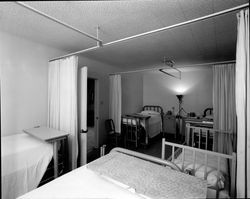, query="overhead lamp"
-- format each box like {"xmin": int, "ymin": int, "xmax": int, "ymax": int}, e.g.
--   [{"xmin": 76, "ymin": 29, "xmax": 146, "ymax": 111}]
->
[
  {"xmin": 176, "ymin": 94, "xmax": 186, "ymax": 117},
  {"xmin": 158, "ymin": 57, "xmax": 181, "ymax": 79}
]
